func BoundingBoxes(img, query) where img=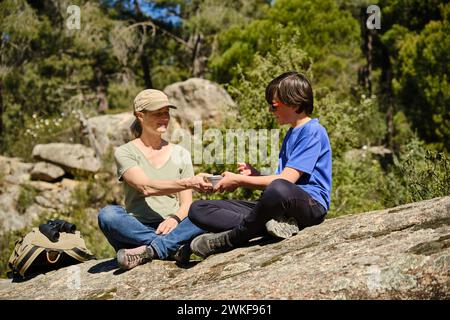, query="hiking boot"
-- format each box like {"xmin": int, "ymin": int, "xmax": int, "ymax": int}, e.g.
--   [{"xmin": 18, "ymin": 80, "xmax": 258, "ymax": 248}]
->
[
  {"xmin": 171, "ymin": 243, "xmax": 192, "ymax": 264},
  {"xmin": 265, "ymin": 216, "xmax": 299, "ymax": 239},
  {"xmin": 190, "ymin": 230, "xmax": 234, "ymax": 259},
  {"xmin": 116, "ymin": 245, "xmax": 153, "ymax": 270}
]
